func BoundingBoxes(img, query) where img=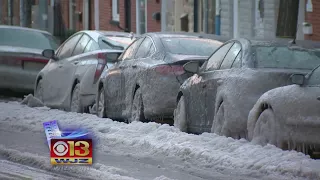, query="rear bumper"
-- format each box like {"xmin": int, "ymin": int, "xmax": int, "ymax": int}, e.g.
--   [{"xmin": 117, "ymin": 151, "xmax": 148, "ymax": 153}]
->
[
  {"xmin": 142, "ymin": 76, "xmax": 181, "ymax": 119},
  {"xmin": 0, "ymin": 66, "xmax": 37, "ymax": 93}
]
